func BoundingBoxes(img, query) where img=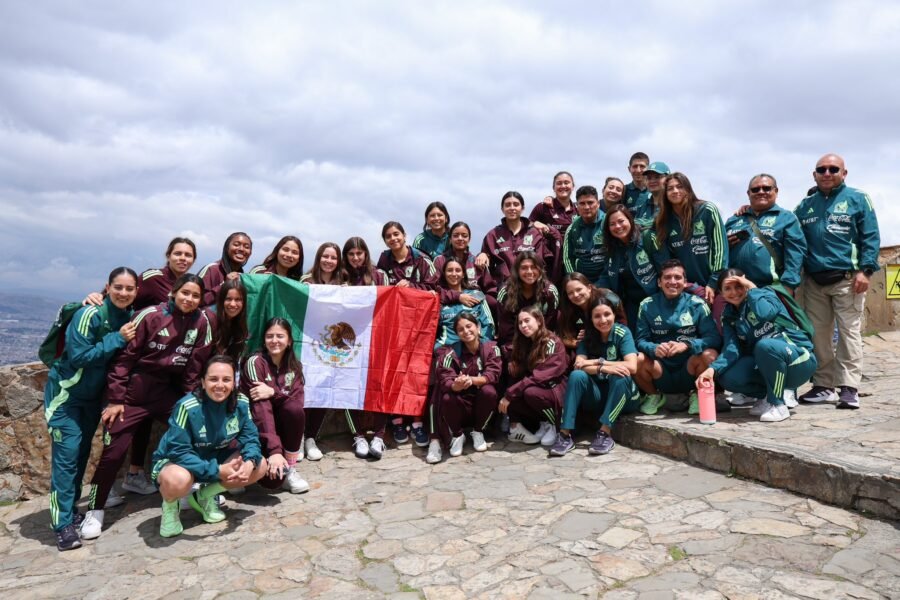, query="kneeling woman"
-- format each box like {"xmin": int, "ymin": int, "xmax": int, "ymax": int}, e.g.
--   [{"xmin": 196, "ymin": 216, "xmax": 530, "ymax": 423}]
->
[
  {"xmin": 240, "ymin": 318, "xmax": 309, "ymax": 493},
  {"xmin": 551, "ymin": 296, "xmax": 640, "ymax": 457},
  {"xmin": 500, "ymin": 306, "xmax": 568, "ymax": 446},
  {"xmin": 697, "ymin": 270, "xmax": 816, "ymax": 422},
  {"xmin": 152, "ymin": 356, "xmax": 266, "ymax": 537},
  {"xmin": 427, "ymin": 313, "xmax": 502, "ymax": 464}
]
